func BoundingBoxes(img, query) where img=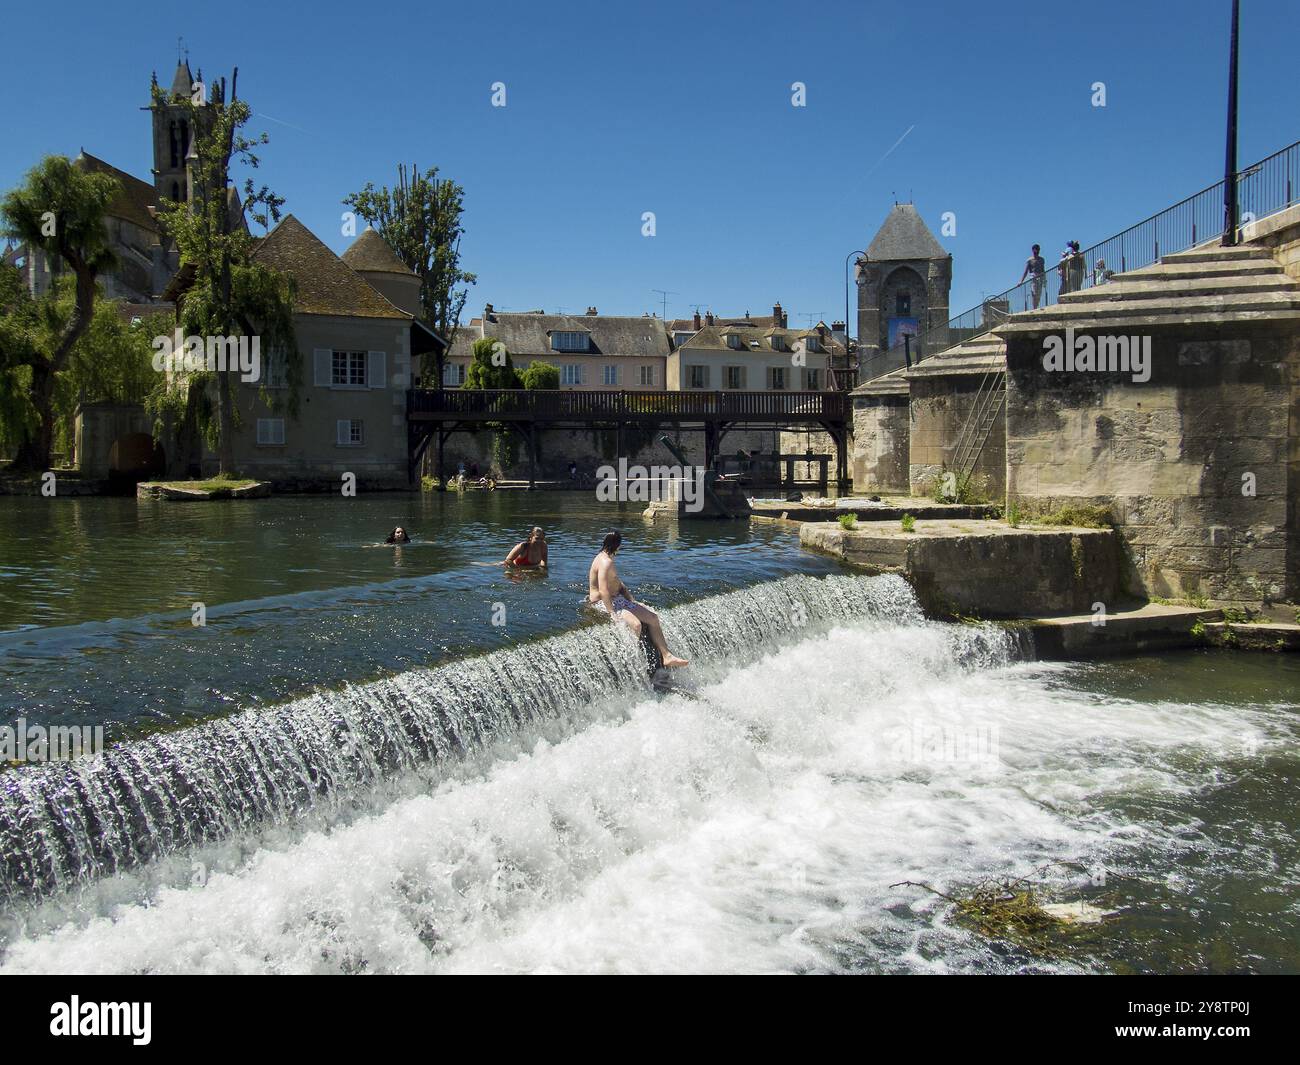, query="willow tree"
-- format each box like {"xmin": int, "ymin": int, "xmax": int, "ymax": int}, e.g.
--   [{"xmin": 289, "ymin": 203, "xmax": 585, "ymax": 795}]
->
[
  {"xmin": 152, "ymin": 69, "xmax": 297, "ymax": 476},
  {"xmin": 0, "ymin": 156, "xmax": 118, "ymax": 470},
  {"xmin": 344, "ymin": 164, "xmax": 475, "ymax": 385}
]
